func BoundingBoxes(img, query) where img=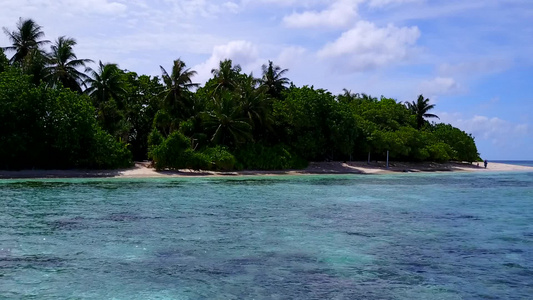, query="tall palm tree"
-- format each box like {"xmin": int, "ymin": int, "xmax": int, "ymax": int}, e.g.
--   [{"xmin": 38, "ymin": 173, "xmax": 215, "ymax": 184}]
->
[
  {"xmin": 44, "ymin": 36, "xmax": 93, "ymax": 92},
  {"xmin": 85, "ymin": 61, "xmax": 128, "ymax": 139},
  {"xmin": 260, "ymin": 60, "xmax": 289, "ymax": 99},
  {"xmin": 210, "ymin": 59, "xmax": 242, "ymax": 94},
  {"xmin": 85, "ymin": 61, "xmax": 126, "ymax": 106},
  {"xmin": 159, "ymin": 58, "xmax": 198, "ymax": 119},
  {"xmin": 2, "ymin": 18, "xmax": 49, "ymax": 66},
  {"xmin": 406, "ymin": 94, "xmax": 439, "ymax": 129},
  {"xmin": 235, "ymin": 74, "xmax": 272, "ymax": 131},
  {"xmin": 202, "ymin": 92, "xmax": 252, "ymax": 147}
]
